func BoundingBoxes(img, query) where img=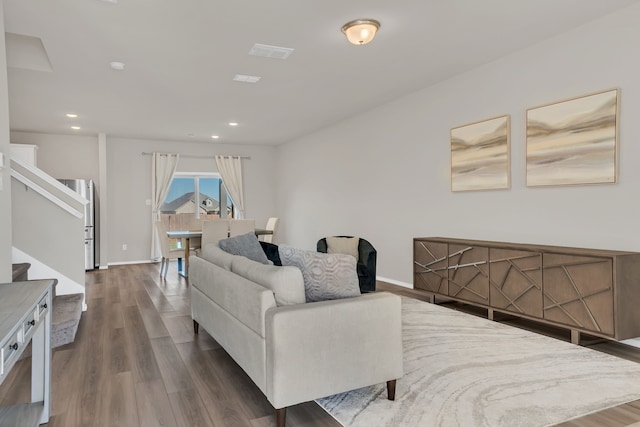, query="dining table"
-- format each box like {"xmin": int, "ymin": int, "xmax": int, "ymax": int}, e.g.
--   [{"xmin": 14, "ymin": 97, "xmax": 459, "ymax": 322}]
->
[{"xmin": 167, "ymin": 228, "xmax": 273, "ymax": 277}]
